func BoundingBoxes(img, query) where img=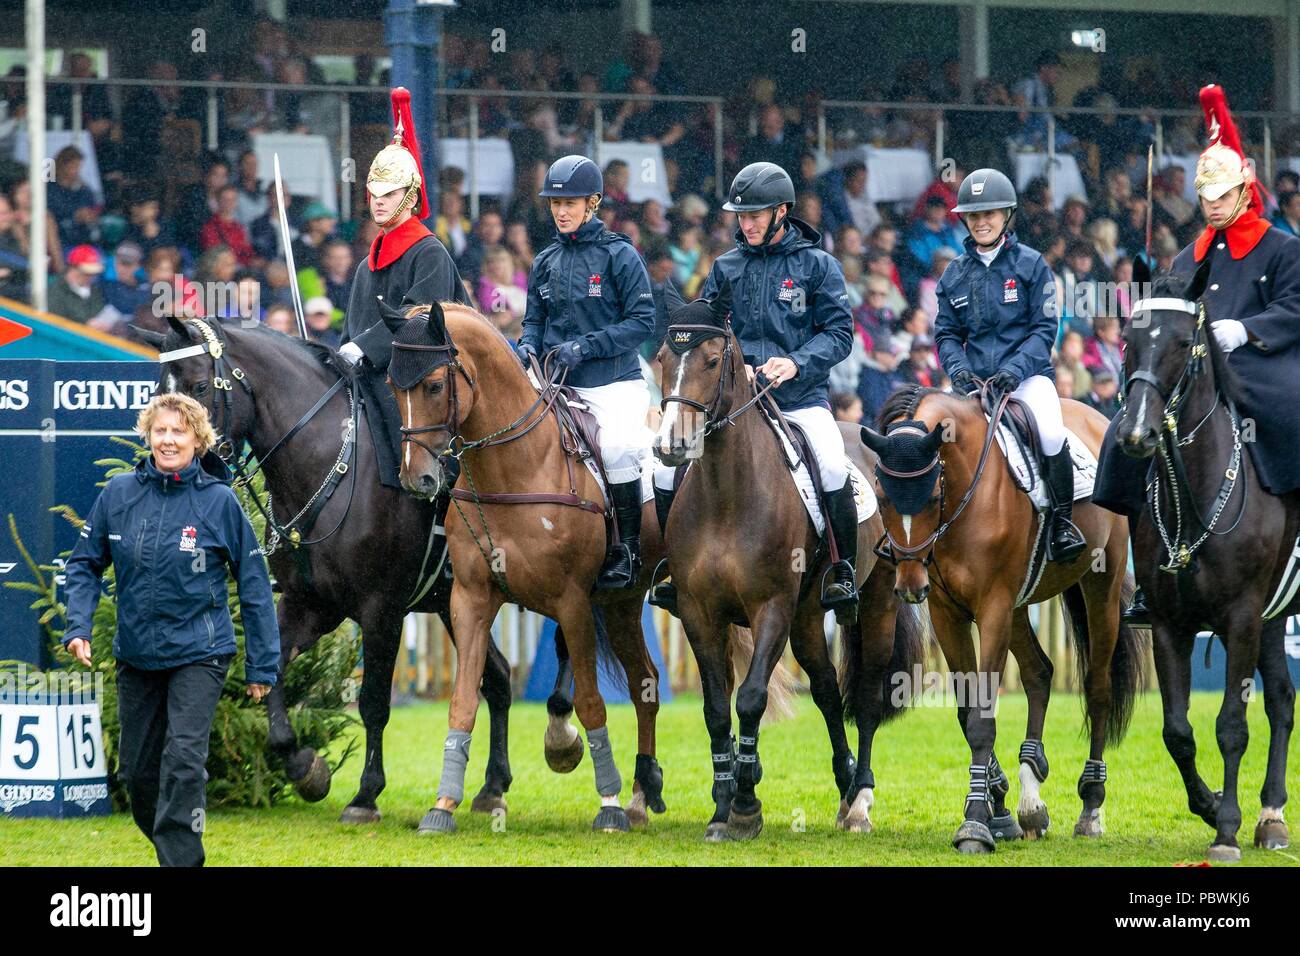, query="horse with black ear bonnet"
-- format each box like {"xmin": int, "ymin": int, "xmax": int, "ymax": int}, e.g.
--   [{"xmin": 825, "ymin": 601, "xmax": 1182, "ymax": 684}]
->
[
  {"xmin": 384, "ymin": 298, "xmax": 671, "ymax": 834},
  {"xmin": 136, "ymin": 312, "xmax": 516, "ymax": 825},
  {"xmin": 862, "ymin": 378, "xmax": 1141, "ymax": 853}
]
